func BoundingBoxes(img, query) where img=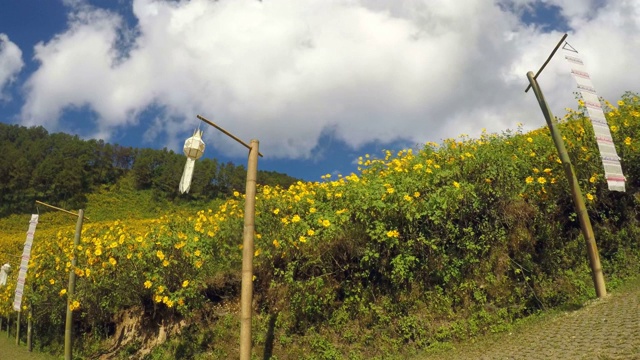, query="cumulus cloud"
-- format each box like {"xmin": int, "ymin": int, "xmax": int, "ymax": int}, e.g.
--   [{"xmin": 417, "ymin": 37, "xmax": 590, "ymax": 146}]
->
[
  {"xmin": 18, "ymin": 0, "xmax": 640, "ymax": 159},
  {"xmin": 0, "ymin": 34, "xmax": 24, "ymax": 101}
]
